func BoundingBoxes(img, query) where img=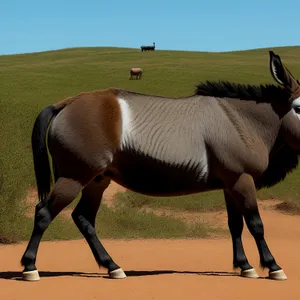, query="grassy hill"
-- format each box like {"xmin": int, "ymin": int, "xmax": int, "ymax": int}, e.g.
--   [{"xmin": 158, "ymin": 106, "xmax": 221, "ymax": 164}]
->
[{"xmin": 1, "ymin": 45, "xmax": 300, "ymax": 242}]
